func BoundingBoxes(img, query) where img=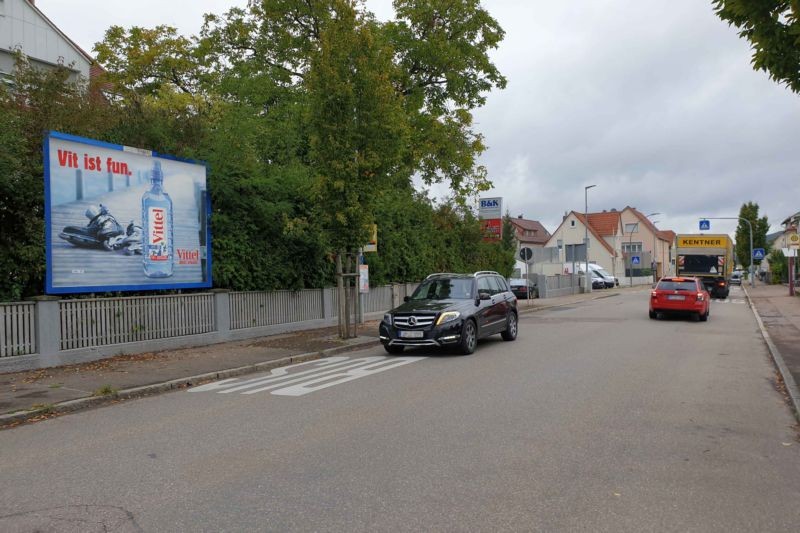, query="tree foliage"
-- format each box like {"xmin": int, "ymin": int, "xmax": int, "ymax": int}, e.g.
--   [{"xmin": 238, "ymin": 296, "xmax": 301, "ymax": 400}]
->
[
  {"xmin": 713, "ymin": 0, "xmax": 800, "ymax": 93},
  {"xmin": 735, "ymin": 201, "xmax": 770, "ymax": 268},
  {"xmin": 0, "ymin": 0, "xmax": 510, "ymax": 300}
]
